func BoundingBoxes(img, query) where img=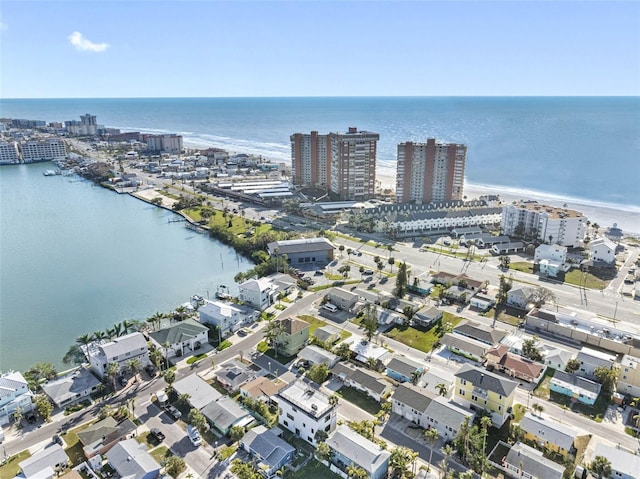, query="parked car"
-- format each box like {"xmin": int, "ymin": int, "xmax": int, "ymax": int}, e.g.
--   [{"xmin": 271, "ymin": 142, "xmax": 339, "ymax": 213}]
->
[
  {"xmin": 145, "ymin": 364, "xmax": 157, "ymax": 376},
  {"xmin": 52, "ymin": 435, "xmax": 63, "ymax": 446},
  {"xmin": 187, "ymin": 425, "xmax": 202, "ymax": 447},
  {"xmin": 118, "ymin": 376, "xmax": 128, "ymax": 386},
  {"xmin": 149, "ymin": 428, "xmax": 165, "ymax": 442},
  {"xmin": 363, "ymin": 269, "xmax": 374, "ymax": 275},
  {"xmin": 314, "ymin": 270, "xmax": 323, "ymax": 276},
  {"xmin": 166, "ymin": 405, "xmax": 182, "ymax": 420}
]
